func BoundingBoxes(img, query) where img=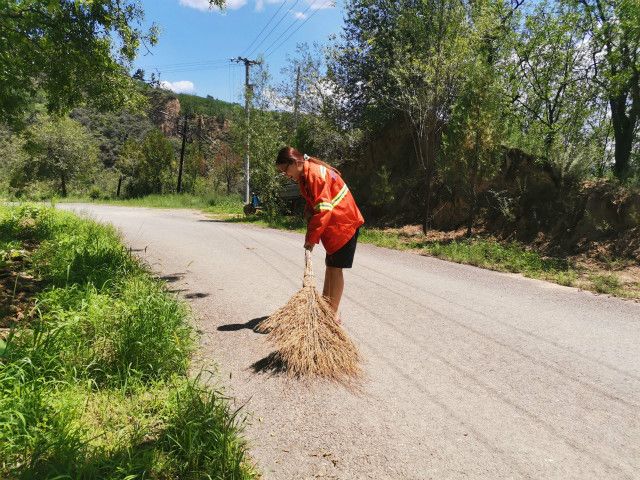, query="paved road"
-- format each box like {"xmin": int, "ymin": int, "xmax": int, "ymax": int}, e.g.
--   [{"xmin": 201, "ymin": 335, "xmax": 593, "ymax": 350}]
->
[{"xmin": 60, "ymin": 204, "xmax": 640, "ymax": 480}]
